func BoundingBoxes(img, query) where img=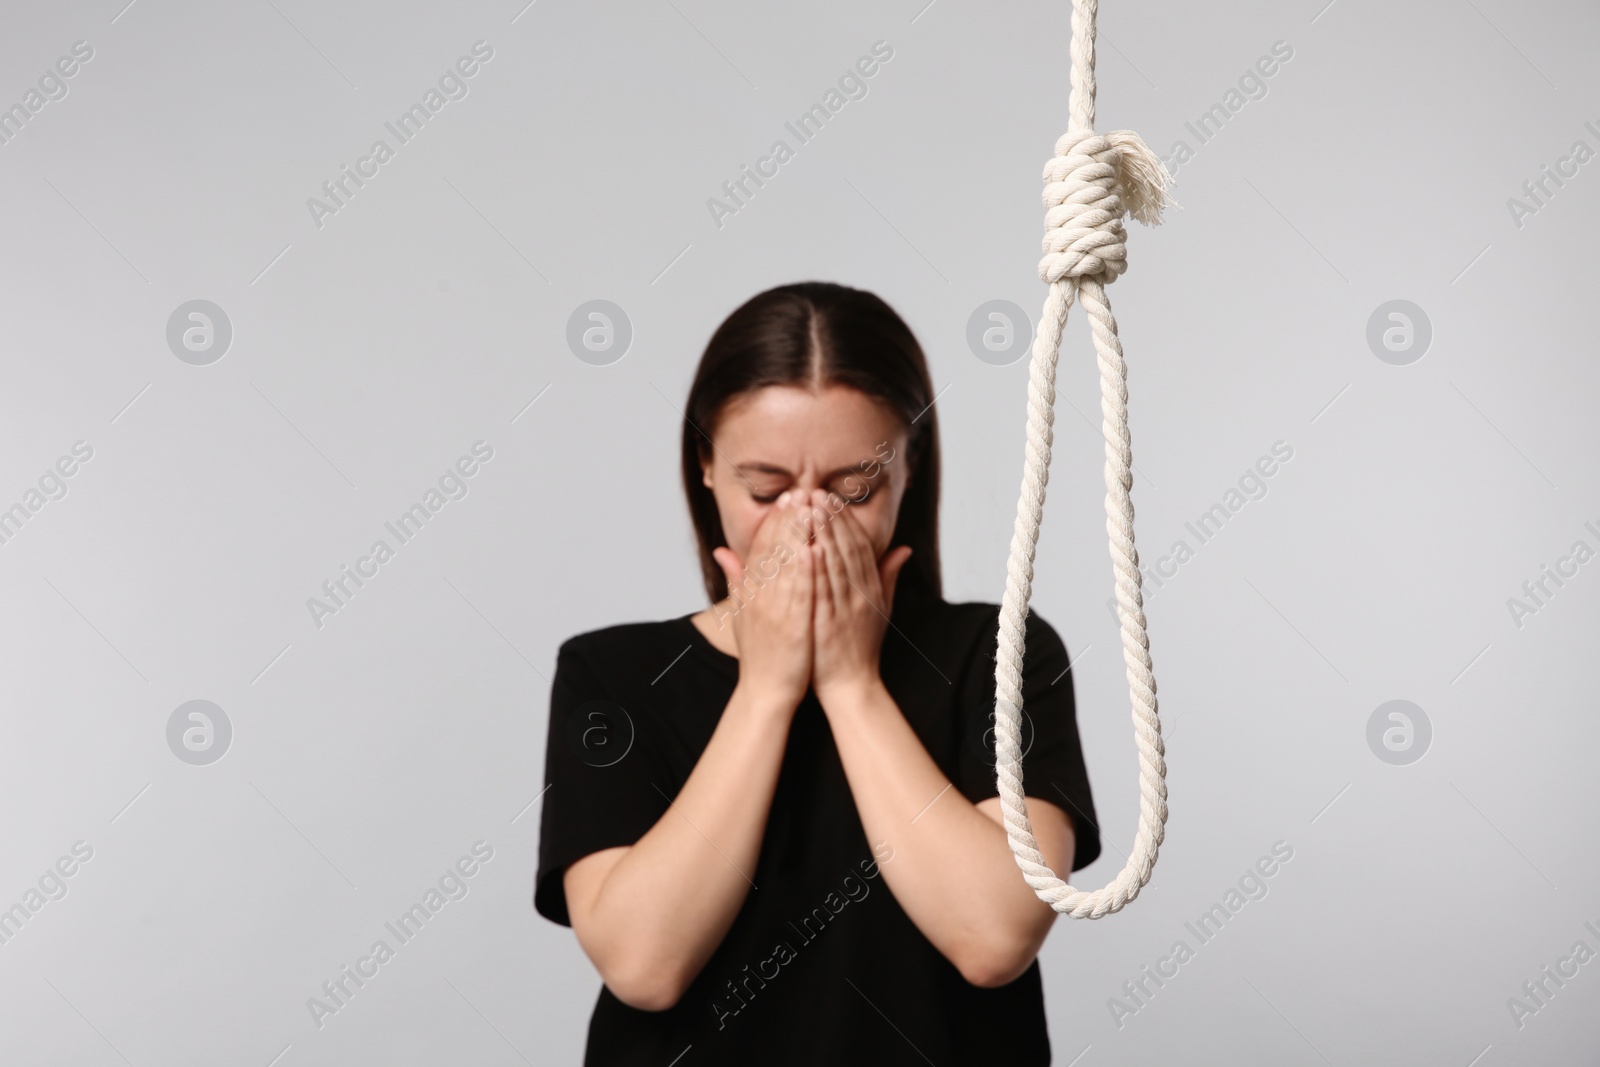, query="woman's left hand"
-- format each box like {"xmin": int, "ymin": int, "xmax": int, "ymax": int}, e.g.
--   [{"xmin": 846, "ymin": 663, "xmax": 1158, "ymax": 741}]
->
[{"xmin": 809, "ymin": 488, "xmax": 913, "ymax": 707}]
